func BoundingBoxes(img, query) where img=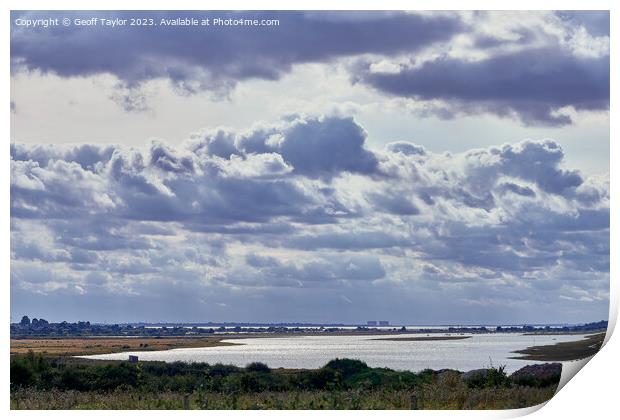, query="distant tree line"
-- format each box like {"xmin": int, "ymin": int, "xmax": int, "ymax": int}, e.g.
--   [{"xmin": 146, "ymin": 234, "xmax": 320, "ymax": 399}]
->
[
  {"xmin": 494, "ymin": 320, "xmax": 608, "ymax": 333},
  {"xmin": 11, "ymin": 316, "xmax": 608, "ymax": 338},
  {"xmin": 11, "ymin": 316, "xmax": 215, "ymax": 338}
]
